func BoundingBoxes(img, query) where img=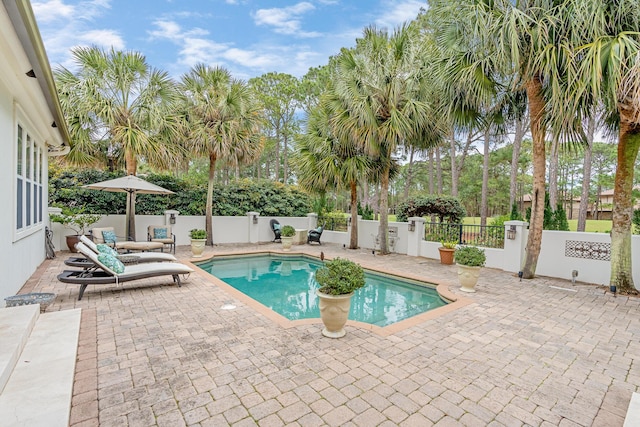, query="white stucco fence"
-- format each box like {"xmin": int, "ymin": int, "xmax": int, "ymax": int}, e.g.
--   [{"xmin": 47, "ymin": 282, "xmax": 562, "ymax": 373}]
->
[{"xmin": 47, "ymin": 210, "xmax": 639, "ymax": 289}]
